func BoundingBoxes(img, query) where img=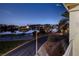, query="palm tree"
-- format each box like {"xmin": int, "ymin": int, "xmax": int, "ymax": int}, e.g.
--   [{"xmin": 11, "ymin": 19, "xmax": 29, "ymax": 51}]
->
[
  {"xmin": 58, "ymin": 11, "xmax": 69, "ymax": 47},
  {"xmin": 59, "ymin": 11, "xmax": 69, "ymax": 26},
  {"xmin": 62, "ymin": 11, "xmax": 69, "ymax": 18},
  {"xmin": 58, "ymin": 11, "xmax": 69, "ymax": 33}
]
